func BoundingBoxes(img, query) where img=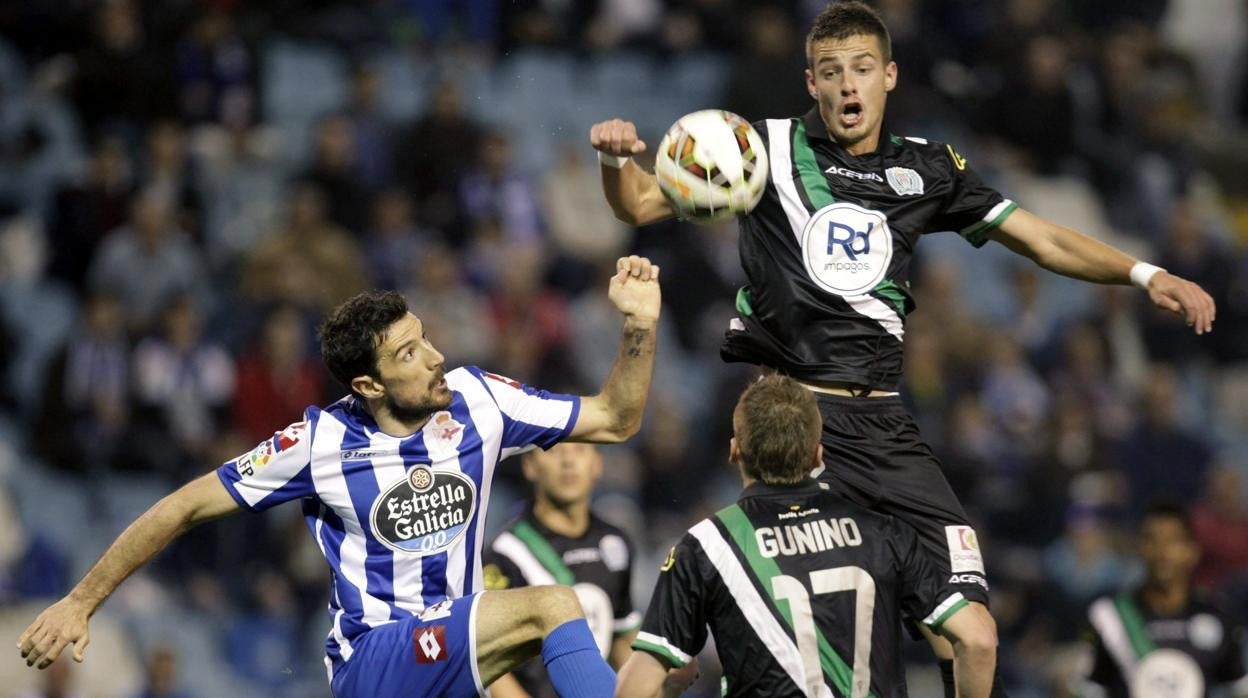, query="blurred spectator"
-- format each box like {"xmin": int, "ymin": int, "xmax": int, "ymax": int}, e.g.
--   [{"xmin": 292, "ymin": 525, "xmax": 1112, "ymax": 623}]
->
[
  {"xmin": 396, "ymin": 81, "xmax": 482, "ymax": 235},
  {"xmin": 500, "ymin": 0, "xmax": 600, "ymax": 53},
  {"xmin": 86, "ymin": 187, "xmax": 209, "ymax": 333},
  {"xmin": 1119, "ymin": 366, "xmax": 1213, "ymax": 512},
  {"xmin": 175, "ymin": 8, "xmax": 254, "ymax": 126},
  {"xmin": 983, "ymin": 34, "xmax": 1077, "ymax": 175},
  {"xmin": 400, "ymin": 243, "xmax": 496, "ymax": 368},
  {"xmin": 400, "ymin": 0, "xmax": 499, "ymax": 48},
  {"xmin": 1081, "ymin": 285, "xmax": 1150, "ymax": 402},
  {"xmin": 459, "ymin": 130, "xmax": 544, "ymax": 247},
  {"xmin": 71, "ymin": 0, "xmax": 171, "ymax": 139},
  {"xmin": 979, "ymin": 333, "xmax": 1051, "ymax": 453},
  {"xmin": 1190, "ymin": 463, "xmax": 1248, "ymax": 592},
  {"xmin": 34, "ymin": 291, "xmax": 129, "ymax": 474},
  {"xmin": 1005, "ymin": 265, "xmax": 1058, "ymax": 363},
  {"xmin": 1047, "ymin": 322, "xmax": 1132, "ymax": 437},
  {"xmin": 1021, "ymin": 394, "xmax": 1125, "ymax": 543},
  {"xmin": 300, "ymin": 114, "xmax": 369, "ymax": 234},
  {"xmin": 720, "ymin": 5, "xmax": 808, "ymax": 121},
  {"xmin": 585, "ymin": 0, "xmax": 662, "ymax": 53},
  {"xmin": 241, "ymin": 181, "xmax": 369, "ymax": 313},
  {"xmin": 365, "ymin": 187, "xmax": 435, "ymax": 290},
  {"xmin": 0, "ymin": 486, "xmax": 67, "ymax": 603},
  {"xmin": 133, "ymin": 646, "xmax": 190, "ymax": 698},
  {"xmin": 190, "ymin": 119, "xmax": 284, "ymax": 267},
  {"xmin": 1042, "ymin": 505, "xmax": 1130, "ymax": 633},
  {"xmin": 224, "ymin": 570, "xmax": 302, "ymax": 693},
  {"xmin": 142, "ymin": 120, "xmax": 203, "ymax": 243},
  {"xmin": 129, "ymin": 295, "xmax": 235, "ymax": 477},
  {"xmin": 660, "ymin": 0, "xmax": 740, "ymax": 54},
  {"xmin": 47, "ymin": 134, "xmax": 134, "ymax": 290},
  {"xmin": 15, "ymin": 657, "xmax": 82, "ymax": 698},
  {"xmin": 486, "ymin": 244, "xmax": 571, "ymax": 382},
  {"xmin": 343, "ymin": 63, "xmax": 396, "ymax": 193},
  {"xmin": 541, "ymin": 143, "xmax": 630, "ymax": 269},
  {"xmin": 231, "ymin": 304, "xmax": 323, "ymax": 445}
]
